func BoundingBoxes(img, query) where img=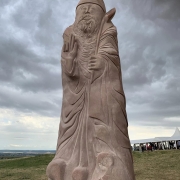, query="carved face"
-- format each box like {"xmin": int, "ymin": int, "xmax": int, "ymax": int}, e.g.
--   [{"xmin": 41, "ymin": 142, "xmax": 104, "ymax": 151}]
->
[{"xmin": 74, "ymin": 3, "xmax": 104, "ymax": 37}]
